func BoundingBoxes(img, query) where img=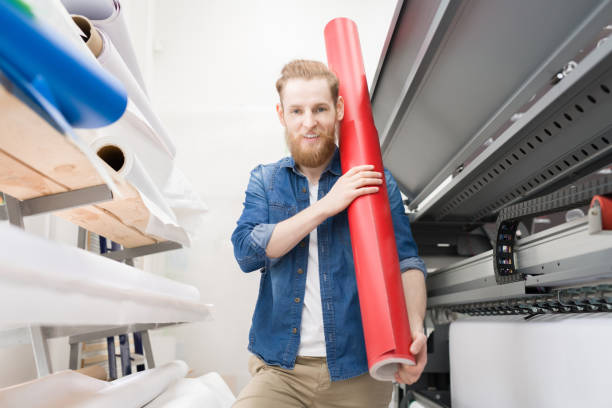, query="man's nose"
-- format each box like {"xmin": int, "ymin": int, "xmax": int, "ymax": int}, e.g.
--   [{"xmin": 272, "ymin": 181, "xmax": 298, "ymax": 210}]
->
[{"xmin": 303, "ymin": 111, "xmax": 316, "ymax": 128}]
